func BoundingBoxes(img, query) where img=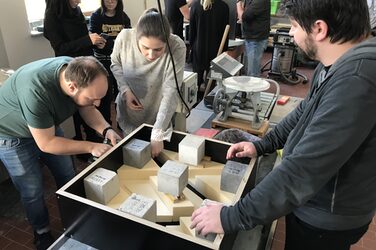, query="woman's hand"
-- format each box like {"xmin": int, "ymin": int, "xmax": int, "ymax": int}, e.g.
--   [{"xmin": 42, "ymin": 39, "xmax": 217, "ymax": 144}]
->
[
  {"xmin": 89, "ymin": 33, "xmax": 106, "ymax": 47},
  {"xmin": 151, "ymin": 140, "xmax": 163, "ymax": 158},
  {"xmin": 123, "ymin": 91, "xmax": 143, "ymax": 110}
]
